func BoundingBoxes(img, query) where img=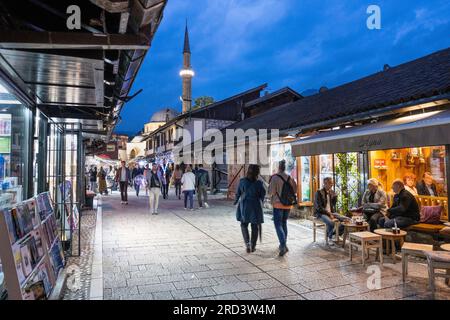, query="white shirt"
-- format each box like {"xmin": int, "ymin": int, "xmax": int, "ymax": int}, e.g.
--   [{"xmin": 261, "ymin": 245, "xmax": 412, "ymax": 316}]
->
[
  {"xmin": 426, "ymin": 185, "xmax": 435, "ymax": 196},
  {"xmin": 120, "ymin": 167, "xmax": 127, "ymax": 182},
  {"xmin": 181, "ymin": 172, "xmax": 196, "ymax": 191},
  {"xmin": 325, "ymin": 192, "xmax": 331, "ymax": 213}
]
